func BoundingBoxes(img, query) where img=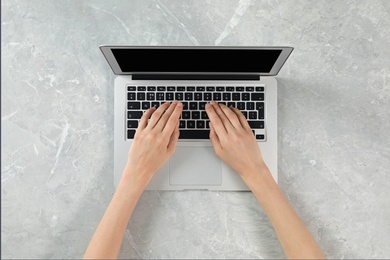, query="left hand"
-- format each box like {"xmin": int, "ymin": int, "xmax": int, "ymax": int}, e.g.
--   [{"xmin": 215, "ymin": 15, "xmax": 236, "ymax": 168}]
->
[{"xmin": 124, "ymin": 101, "xmax": 183, "ymax": 188}]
